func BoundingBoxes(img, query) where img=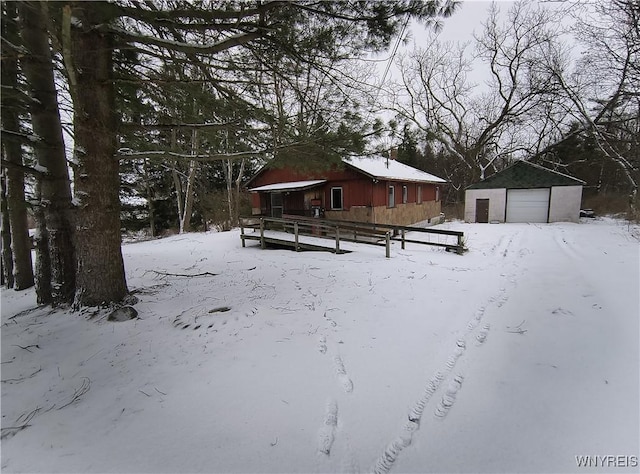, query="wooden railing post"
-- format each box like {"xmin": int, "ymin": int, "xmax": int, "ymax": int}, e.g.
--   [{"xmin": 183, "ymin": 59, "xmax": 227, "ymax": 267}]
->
[
  {"xmin": 294, "ymin": 221, "xmax": 299, "ymax": 251},
  {"xmin": 335, "ymin": 226, "xmax": 340, "ymax": 253},
  {"xmin": 260, "ymin": 218, "xmax": 266, "ymax": 249},
  {"xmin": 240, "ymin": 219, "xmax": 246, "ymax": 247},
  {"xmin": 385, "ymin": 232, "xmax": 391, "ymax": 258},
  {"xmin": 401, "ymin": 229, "xmax": 405, "ymax": 250}
]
